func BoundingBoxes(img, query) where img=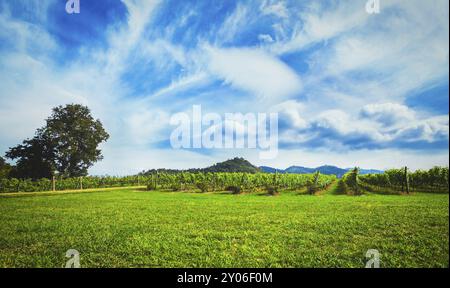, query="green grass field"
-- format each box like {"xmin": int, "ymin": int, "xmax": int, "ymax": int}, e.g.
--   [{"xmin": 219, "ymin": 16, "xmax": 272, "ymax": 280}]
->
[{"xmin": 0, "ymin": 187, "xmax": 448, "ymax": 268}]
